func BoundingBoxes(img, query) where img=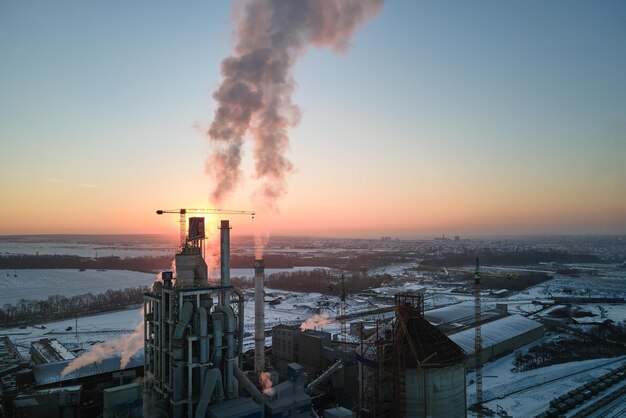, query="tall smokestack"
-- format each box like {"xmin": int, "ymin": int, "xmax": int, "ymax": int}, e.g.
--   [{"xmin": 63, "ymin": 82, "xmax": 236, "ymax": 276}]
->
[
  {"xmin": 220, "ymin": 220, "xmax": 231, "ymax": 288},
  {"xmin": 254, "ymin": 259, "xmax": 265, "ymax": 374}
]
